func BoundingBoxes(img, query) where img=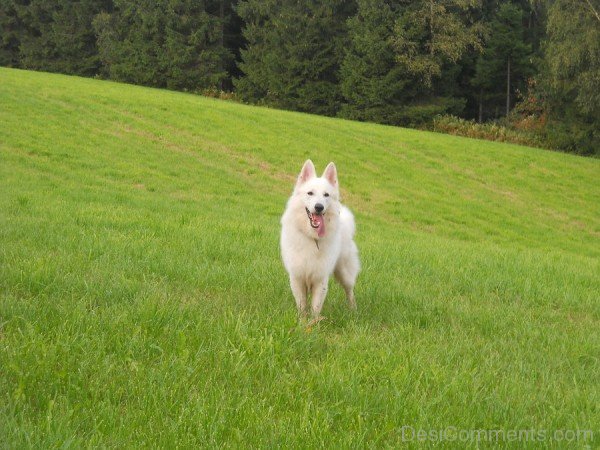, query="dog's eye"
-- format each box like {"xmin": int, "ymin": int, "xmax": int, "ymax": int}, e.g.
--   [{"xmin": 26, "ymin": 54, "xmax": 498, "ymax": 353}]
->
[
  {"xmin": 324, "ymin": 193, "xmax": 329, "ymax": 197},
  {"xmin": 307, "ymin": 191, "xmax": 313, "ymax": 196}
]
